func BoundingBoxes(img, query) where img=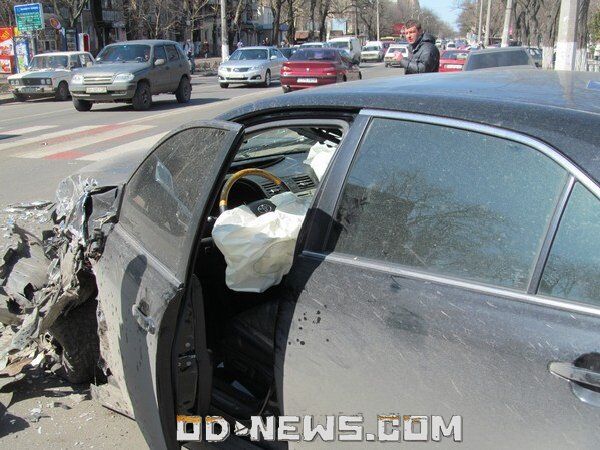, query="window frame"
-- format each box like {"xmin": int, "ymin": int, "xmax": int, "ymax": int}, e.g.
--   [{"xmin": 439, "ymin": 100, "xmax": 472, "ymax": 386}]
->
[{"xmin": 304, "ymin": 108, "xmax": 600, "ymax": 317}]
